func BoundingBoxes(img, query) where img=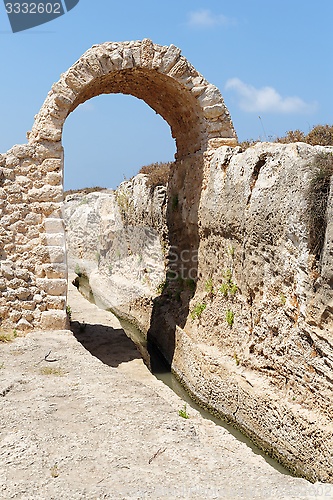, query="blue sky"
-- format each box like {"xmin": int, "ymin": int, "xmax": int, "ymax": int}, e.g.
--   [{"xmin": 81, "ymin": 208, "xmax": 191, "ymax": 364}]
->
[{"xmin": 0, "ymin": 0, "xmax": 332, "ymax": 190}]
